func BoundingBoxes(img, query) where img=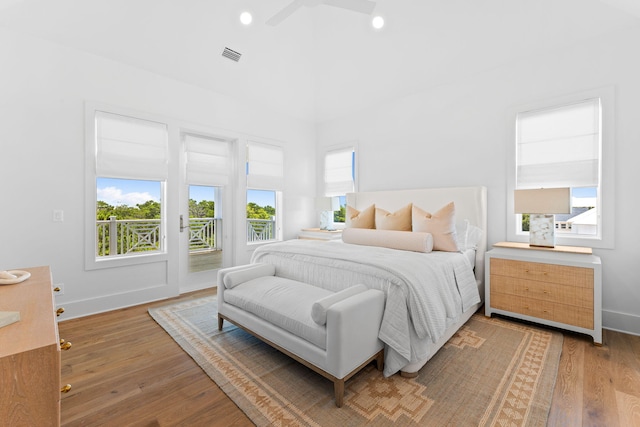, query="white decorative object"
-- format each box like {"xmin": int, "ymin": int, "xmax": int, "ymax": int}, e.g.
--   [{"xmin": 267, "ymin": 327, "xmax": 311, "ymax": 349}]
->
[
  {"xmin": 0, "ymin": 311, "xmax": 20, "ymax": 328},
  {"xmin": 0, "ymin": 270, "xmax": 31, "ymax": 285}
]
